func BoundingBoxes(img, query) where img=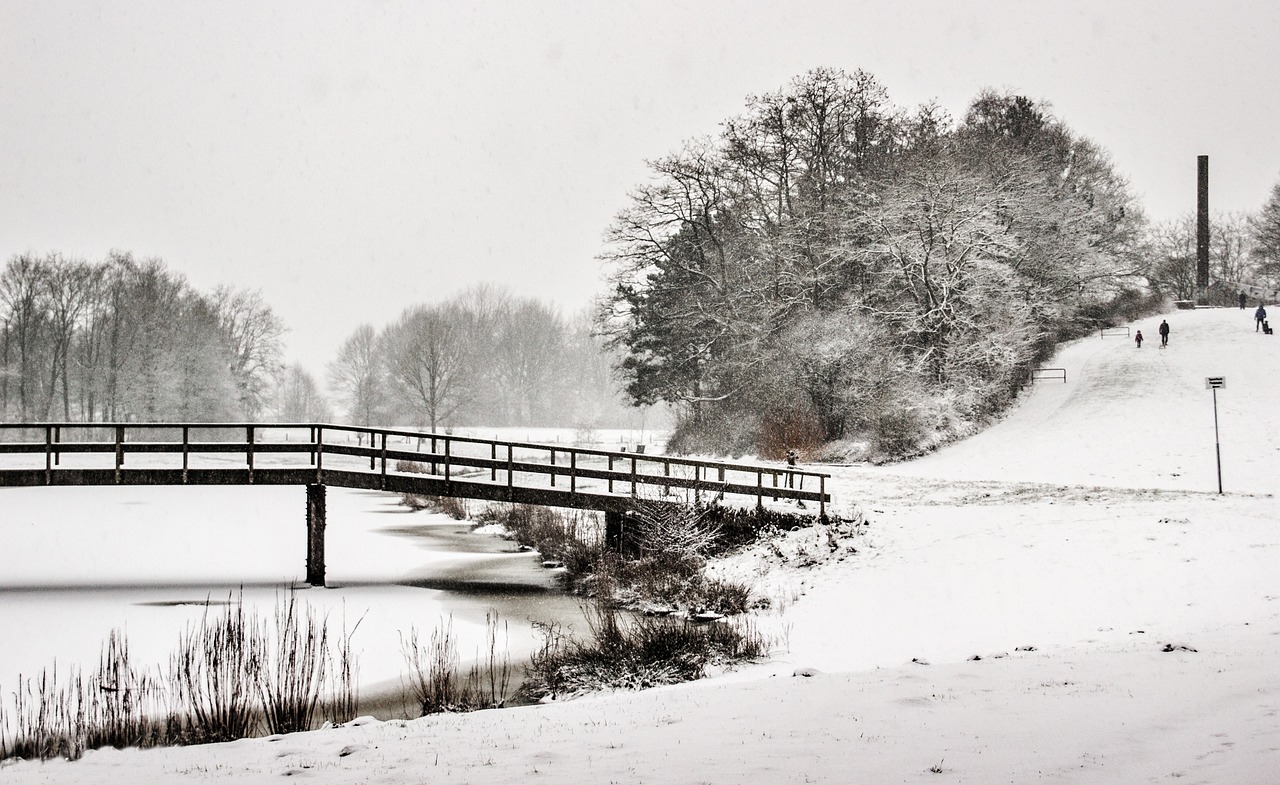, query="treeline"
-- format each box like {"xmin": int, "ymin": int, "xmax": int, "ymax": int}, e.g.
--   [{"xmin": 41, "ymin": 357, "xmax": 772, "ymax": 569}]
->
[
  {"xmin": 327, "ymin": 286, "xmax": 651, "ymax": 431},
  {"xmin": 0, "ymin": 253, "xmax": 649, "ymax": 431},
  {"xmin": 600, "ymin": 67, "xmax": 1150, "ymax": 460},
  {"xmin": 0, "ymin": 251, "xmax": 284, "ymax": 422}
]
